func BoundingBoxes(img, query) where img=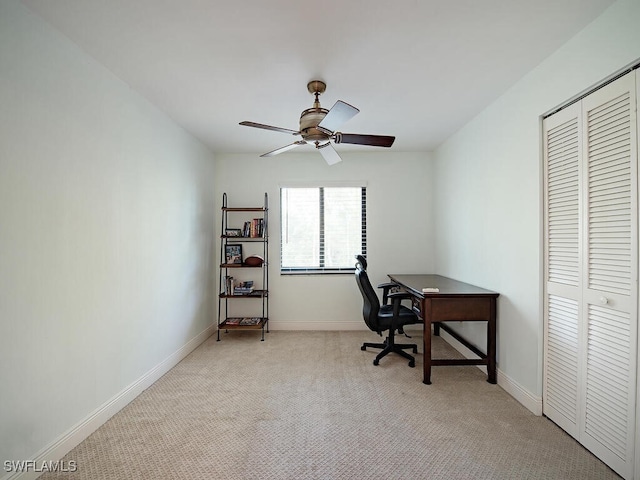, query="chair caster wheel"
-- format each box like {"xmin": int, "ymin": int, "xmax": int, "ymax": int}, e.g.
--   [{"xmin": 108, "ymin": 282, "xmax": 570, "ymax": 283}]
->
[
  {"xmin": 409, "ymin": 360, "xmax": 415, "ymax": 368},
  {"xmin": 361, "ymin": 346, "xmax": 366, "ymax": 351},
  {"xmin": 373, "ymin": 359, "xmax": 379, "ymax": 366}
]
